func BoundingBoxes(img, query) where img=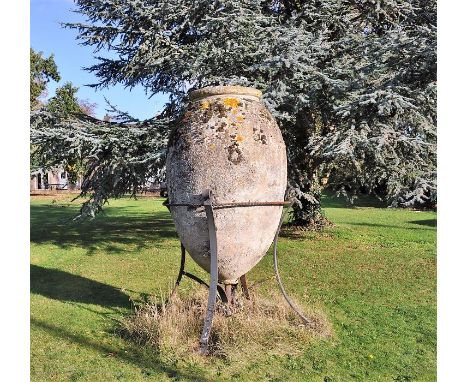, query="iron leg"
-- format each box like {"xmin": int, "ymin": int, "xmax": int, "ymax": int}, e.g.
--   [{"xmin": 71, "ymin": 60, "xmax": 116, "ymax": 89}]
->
[
  {"xmin": 199, "ymin": 190, "xmax": 218, "ymax": 354},
  {"xmin": 240, "ymin": 274, "xmax": 250, "ymax": 300}
]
